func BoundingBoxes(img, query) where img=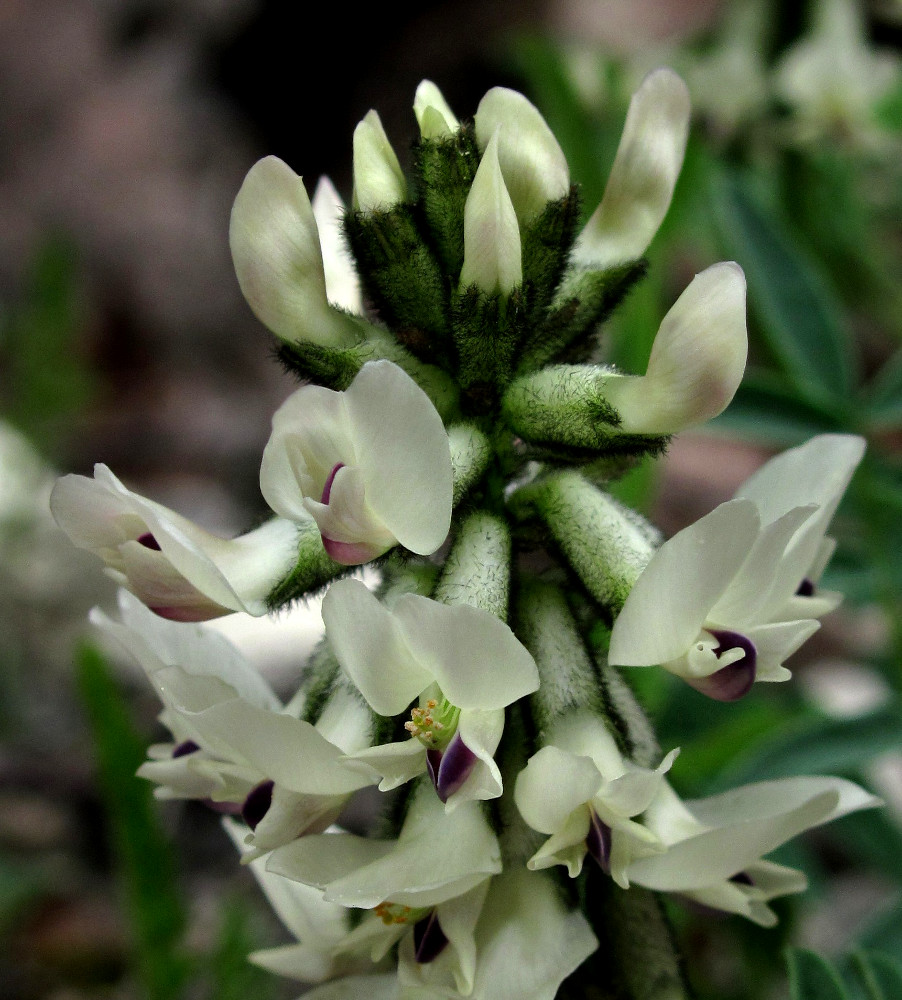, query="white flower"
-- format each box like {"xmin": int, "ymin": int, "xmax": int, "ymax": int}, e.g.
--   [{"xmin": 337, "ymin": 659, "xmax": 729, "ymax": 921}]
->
[
  {"xmin": 267, "ymin": 785, "xmax": 502, "ymax": 981},
  {"xmin": 459, "ymin": 130, "xmax": 522, "ymax": 296},
  {"xmin": 572, "ymin": 67, "xmax": 690, "ymax": 270},
  {"xmin": 775, "ymin": 0, "xmax": 901, "ymax": 147},
  {"xmin": 260, "ymin": 360, "xmax": 453, "ymax": 565},
  {"xmin": 596, "ymin": 262, "xmax": 747, "ymax": 435},
  {"xmin": 230, "ymin": 156, "xmax": 364, "ymax": 347},
  {"xmin": 608, "ymin": 434, "xmax": 865, "ymax": 699},
  {"xmin": 398, "ymin": 870, "xmax": 597, "ymax": 1000},
  {"xmin": 50, "ymin": 464, "xmax": 300, "ymax": 620},
  {"xmin": 514, "ymin": 711, "xmax": 677, "ymax": 886},
  {"xmin": 473, "ymin": 87, "xmax": 570, "ymax": 226},
  {"xmin": 270, "ymin": 781, "xmax": 498, "ymax": 913},
  {"xmin": 92, "ymin": 590, "xmax": 377, "ymax": 858},
  {"xmin": 222, "ymin": 817, "xmax": 371, "ymax": 984},
  {"xmin": 323, "ymin": 578, "xmax": 538, "ymax": 808},
  {"xmin": 624, "ymin": 776, "xmax": 881, "ymax": 926}
]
